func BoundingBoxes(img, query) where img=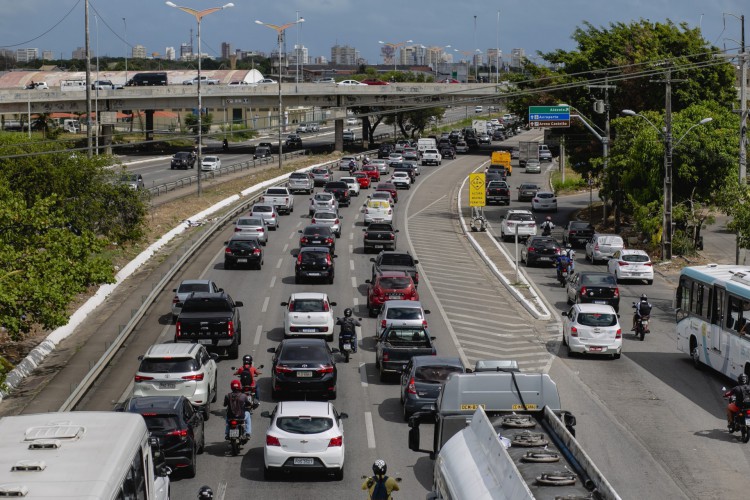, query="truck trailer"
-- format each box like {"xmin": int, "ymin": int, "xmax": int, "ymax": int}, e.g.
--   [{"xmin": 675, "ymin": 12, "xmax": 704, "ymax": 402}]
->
[{"xmin": 518, "ymin": 141, "xmax": 540, "ymax": 168}]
